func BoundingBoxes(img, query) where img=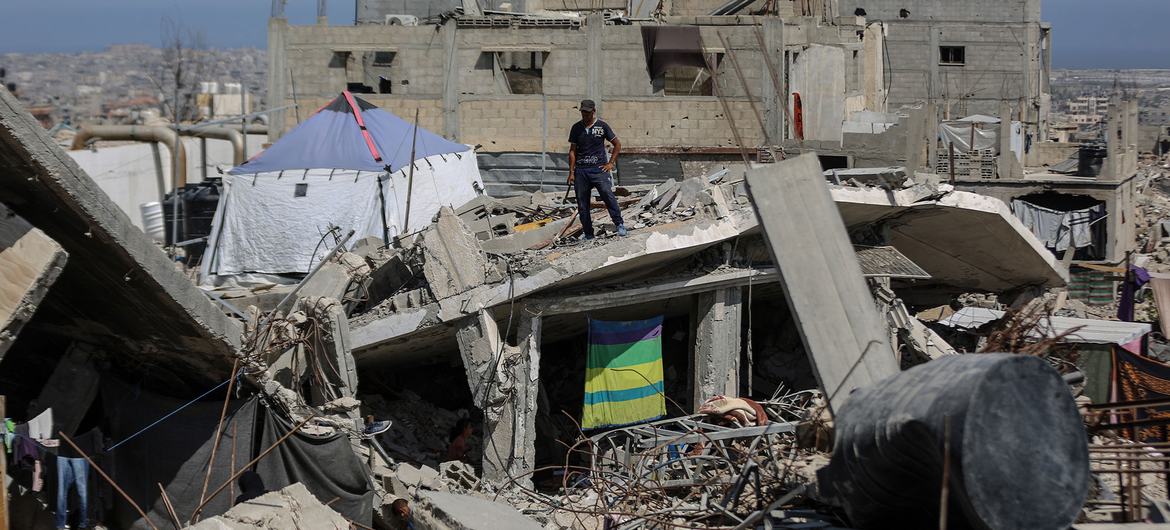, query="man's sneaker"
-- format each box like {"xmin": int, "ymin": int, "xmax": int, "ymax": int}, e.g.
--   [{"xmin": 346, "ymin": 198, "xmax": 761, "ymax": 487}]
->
[
  {"xmin": 617, "ymin": 225, "xmax": 628, "ymax": 237},
  {"xmin": 363, "ymin": 420, "xmax": 392, "ymax": 436},
  {"xmin": 583, "ymin": 234, "xmax": 595, "ymax": 240}
]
